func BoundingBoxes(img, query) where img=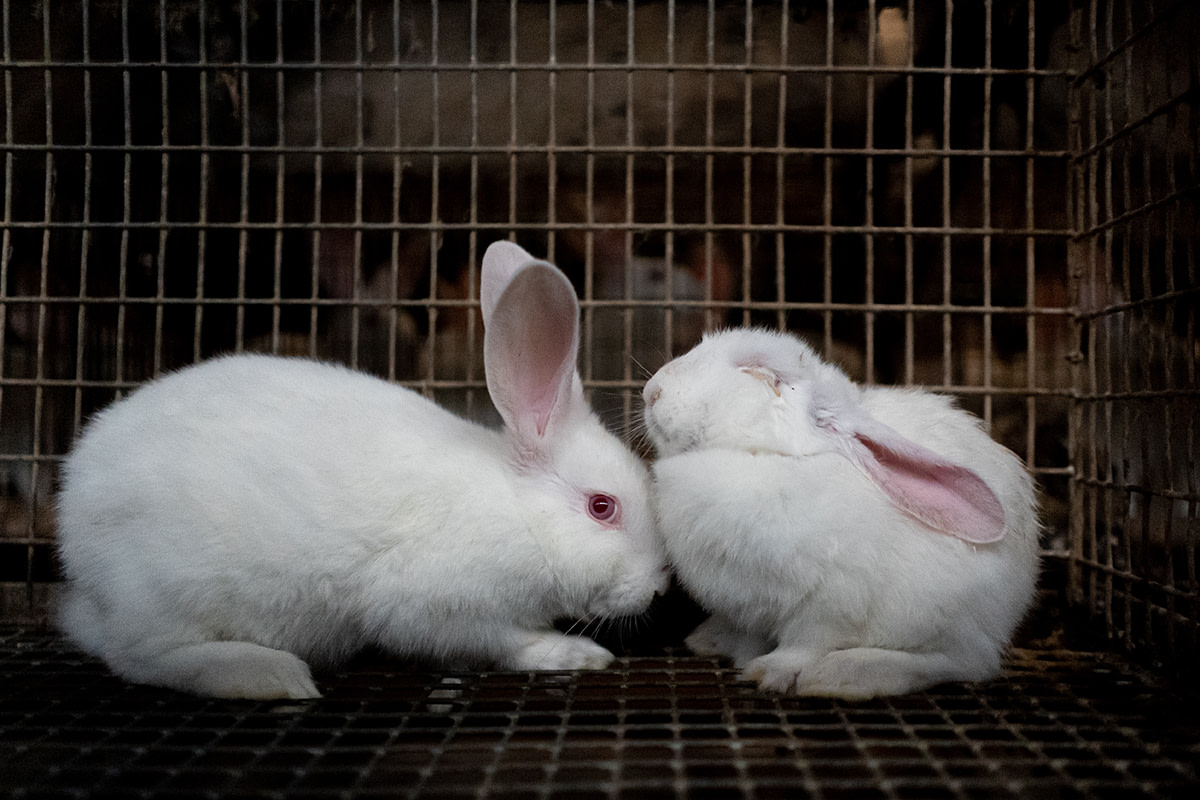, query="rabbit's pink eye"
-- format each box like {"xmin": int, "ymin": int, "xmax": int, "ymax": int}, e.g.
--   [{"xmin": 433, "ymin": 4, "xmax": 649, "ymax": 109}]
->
[{"xmin": 587, "ymin": 493, "xmax": 619, "ymax": 523}]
